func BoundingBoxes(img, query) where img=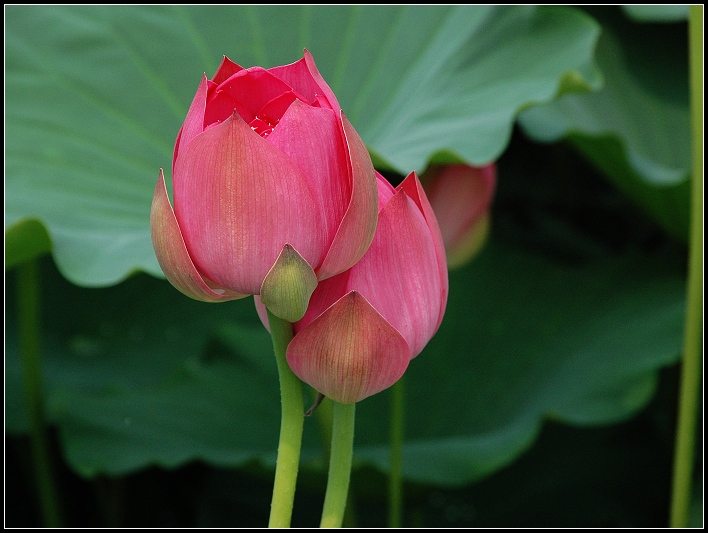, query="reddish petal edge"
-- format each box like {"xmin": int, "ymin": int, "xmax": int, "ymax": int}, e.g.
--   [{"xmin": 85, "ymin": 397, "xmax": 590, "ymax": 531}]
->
[
  {"xmin": 316, "ymin": 113, "xmax": 378, "ymax": 280},
  {"xmin": 303, "ymin": 49, "xmax": 340, "ymax": 112},
  {"xmin": 286, "ymin": 291, "xmax": 411, "ymax": 404},
  {"xmin": 150, "ymin": 170, "xmax": 248, "ymax": 303},
  {"xmin": 174, "ymin": 74, "xmax": 209, "ymax": 173},
  {"xmin": 212, "ymin": 55, "xmax": 244, "ymax": 85}
]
